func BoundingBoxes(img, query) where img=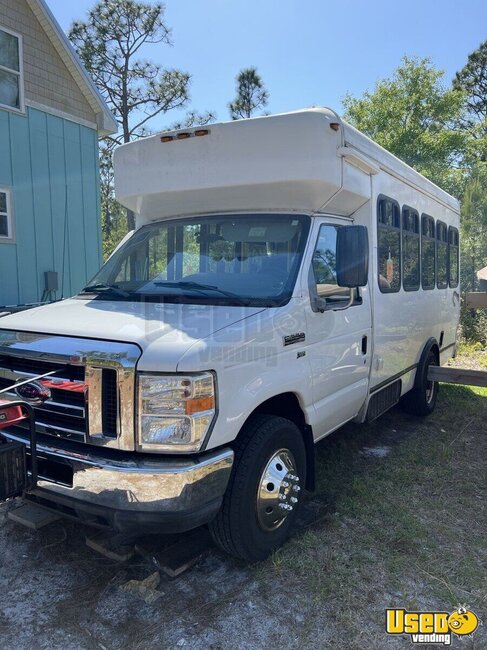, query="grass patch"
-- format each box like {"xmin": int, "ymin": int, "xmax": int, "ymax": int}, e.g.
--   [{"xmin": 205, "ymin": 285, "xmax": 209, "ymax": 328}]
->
[{"xmin": 260, "ymin": 381, "xmax": 487, "ymax": 648}]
